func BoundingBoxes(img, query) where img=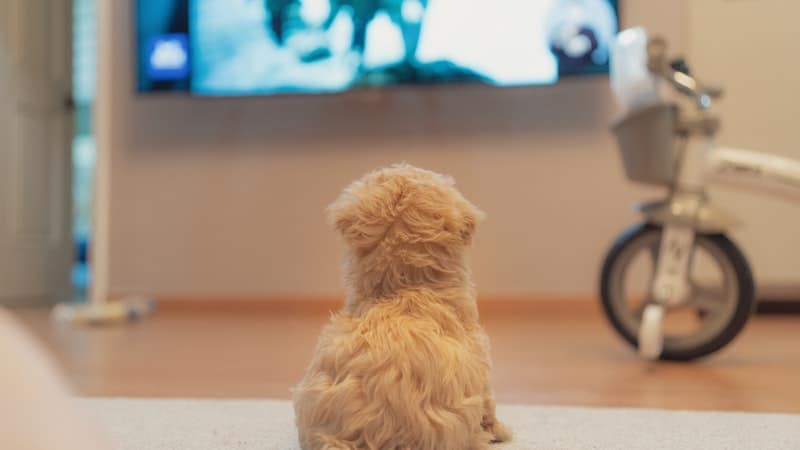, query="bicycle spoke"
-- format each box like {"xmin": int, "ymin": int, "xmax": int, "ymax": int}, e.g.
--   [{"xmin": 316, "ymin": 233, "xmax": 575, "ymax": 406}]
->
[
  {"xmin": 690, "ymin": 281, "xmax": 726, "ymax": 313},
  {"xmin": 647, "ymin": 240, "xmax": 660, "ymax": 265}
]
